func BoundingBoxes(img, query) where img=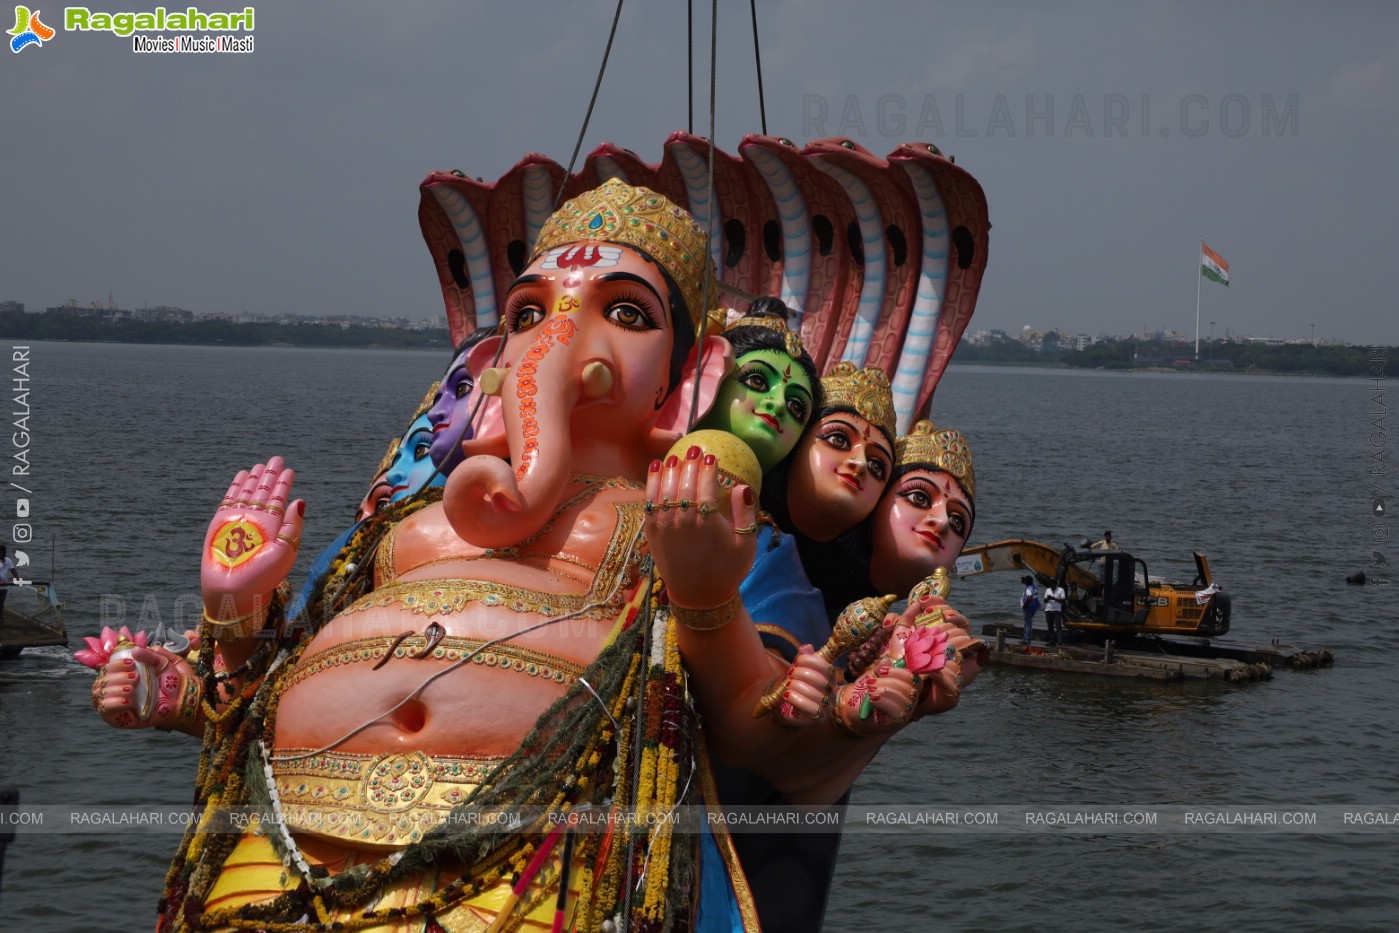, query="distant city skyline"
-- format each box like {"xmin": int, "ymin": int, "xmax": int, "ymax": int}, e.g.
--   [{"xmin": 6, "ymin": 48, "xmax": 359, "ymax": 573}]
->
[{"xmin": 4, "ymin": 295, "xmax": 1363, "ymax": 348}]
